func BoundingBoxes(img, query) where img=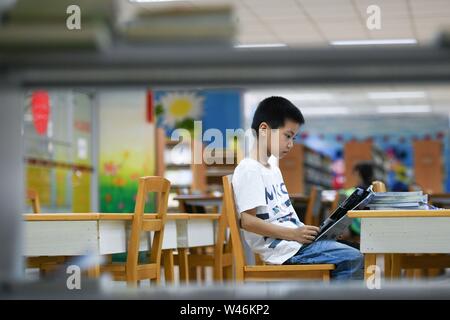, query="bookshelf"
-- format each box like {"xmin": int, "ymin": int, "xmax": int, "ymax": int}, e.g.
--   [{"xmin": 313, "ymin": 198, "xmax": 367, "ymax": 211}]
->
[
  {"xmin": 344, "ymin": 140, "xmax": 388, "ymax": 189},
  {"xmin": 202, "ymin": 148, "xmax": 240, "ymax": 193},
  {"xmin": 156, "ymin": 128, "xmax": 207, "ymax": 211},
  {"xmin": 413, "ymin": 139, "xmax": 444, "ymax": 193},
  {"xmin": 279, "ymin": 144, "xmax": 333, "ymax": 194}
]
